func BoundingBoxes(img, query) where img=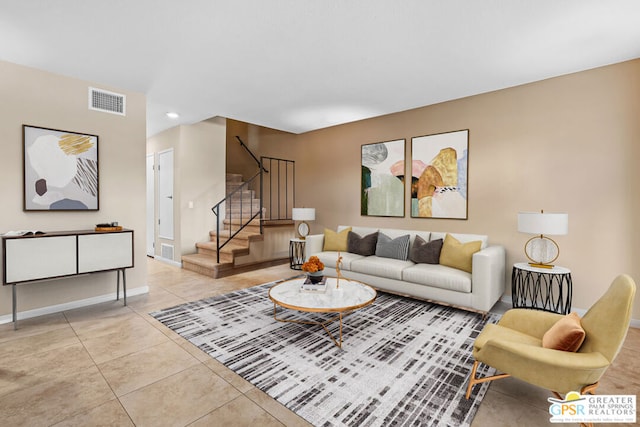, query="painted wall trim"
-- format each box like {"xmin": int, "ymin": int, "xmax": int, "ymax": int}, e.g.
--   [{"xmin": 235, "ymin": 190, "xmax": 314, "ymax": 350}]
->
[
  {"xmin": 153, "ymin": 255, "xmax": 182, "ymax": 268},
  {"xmin": 0, "ymin": 286, "xmax": 149, "ymax": 325}
]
